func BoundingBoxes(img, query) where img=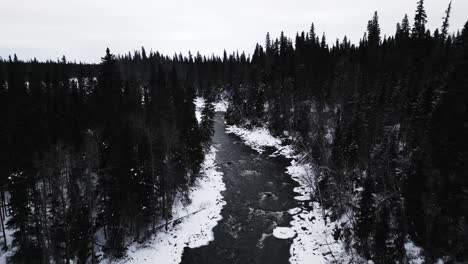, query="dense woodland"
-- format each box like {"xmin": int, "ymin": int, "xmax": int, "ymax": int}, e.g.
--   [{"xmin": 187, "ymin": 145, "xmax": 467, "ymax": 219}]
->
[
  {"xmin": 225, "ymin": 1, "xmax": 468, "ymax": 262},
  {"xmin": 0, "ymin": 0, "xmax": 467, "ymax": 263},
  {"xmin": 0, "ymin": 49, "xmax": 222, "ymax": 262}
]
